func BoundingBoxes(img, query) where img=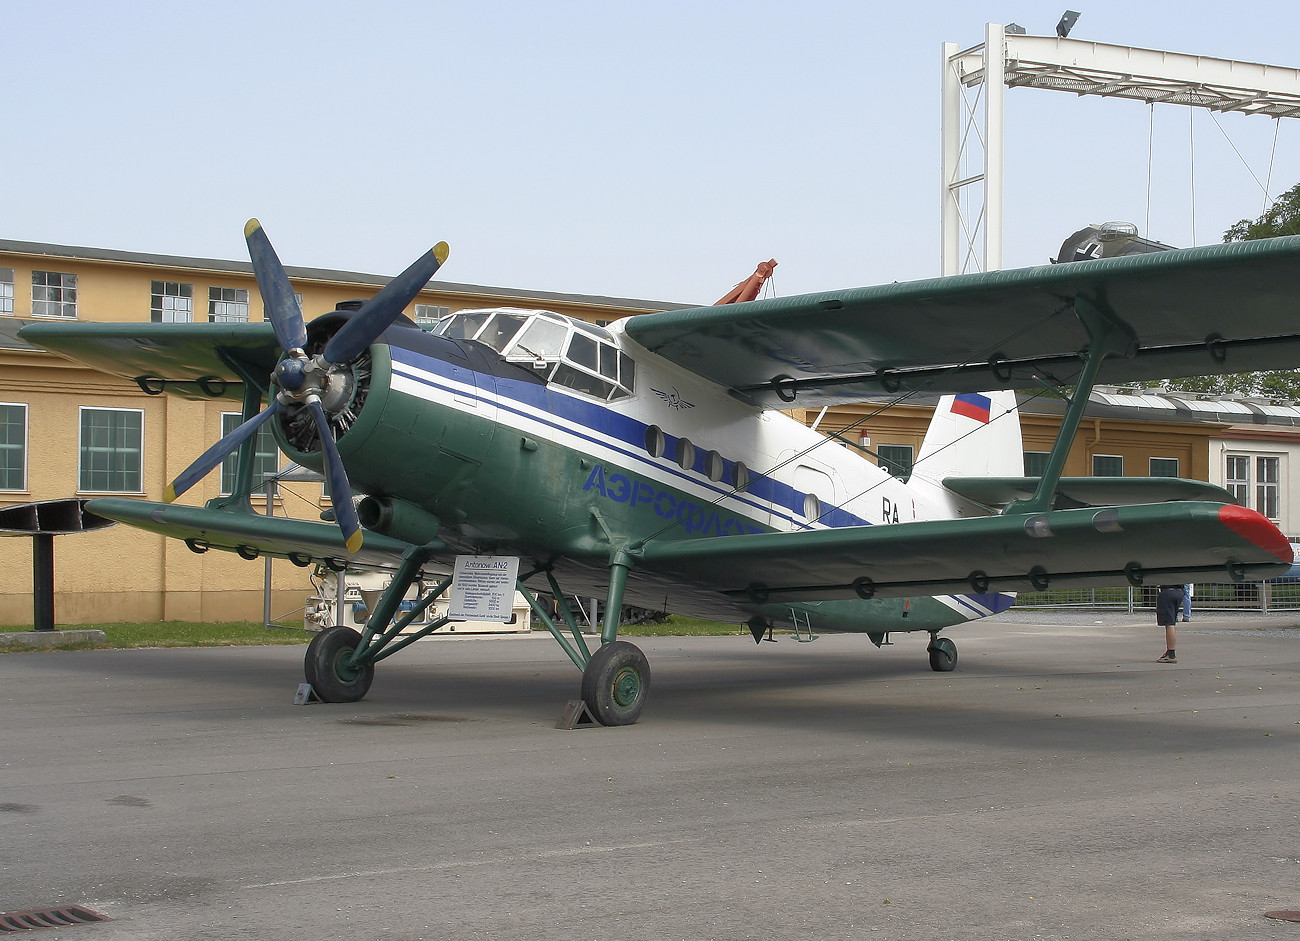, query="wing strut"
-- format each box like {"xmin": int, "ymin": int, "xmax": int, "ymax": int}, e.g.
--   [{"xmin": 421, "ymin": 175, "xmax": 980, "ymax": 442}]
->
[{"xmin": 1004, "ymin": 294, "xmax": 1137, "ymax": 515}]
